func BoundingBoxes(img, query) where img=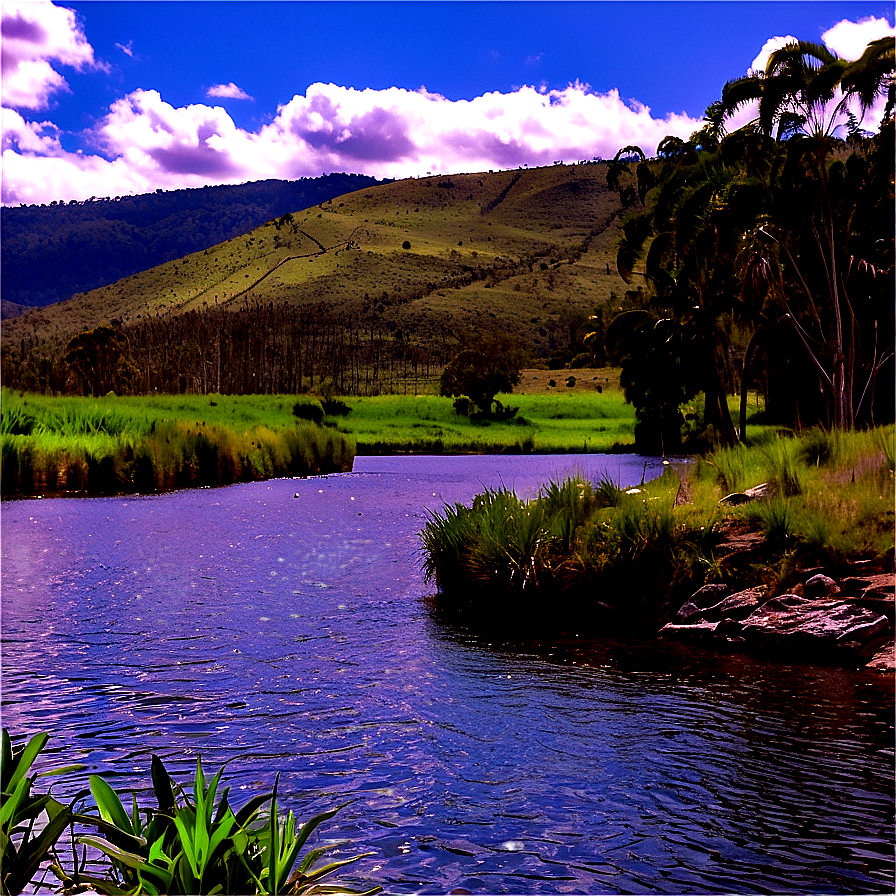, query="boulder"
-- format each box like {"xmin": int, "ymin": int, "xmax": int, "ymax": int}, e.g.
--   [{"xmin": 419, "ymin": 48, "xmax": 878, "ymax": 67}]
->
[
  {"xmin": 659, "ymin": 621, "xmax": 720, "ymax": 641},
  {"xmin": 759, "ymin": 593, "xmax": 814, "ymax": 612},
  {"xmin": 719, "ymin": 492, "xmax": 752, "ymax": 506},
  {"xmin": 864, "ymin": 641, "xmax": 895, "ymax": 673},
  {"xmin": 804, "ymin": 574, "xmax": 841, "ymax": 598},
  {"xmin": 675, "ymin": 601, "xmax": 704, "ymax": 624},
  {"xmin": 738, "ymin": 600, "xmax": 890, "ymax": 653},
  {"xmin": 744, "ymin": 482, "xmax": 773, "ymax": 500},
  {"xmin": 718, "ymin": 483, "xmax": 772, "ymax": 505},
  {"xmin": 690, "ymin": 583, "xmax": 731, "ymax": 608},
  {"xmin": 702, "ymin": 587, "xmax": 766, "ymax": 622}
]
